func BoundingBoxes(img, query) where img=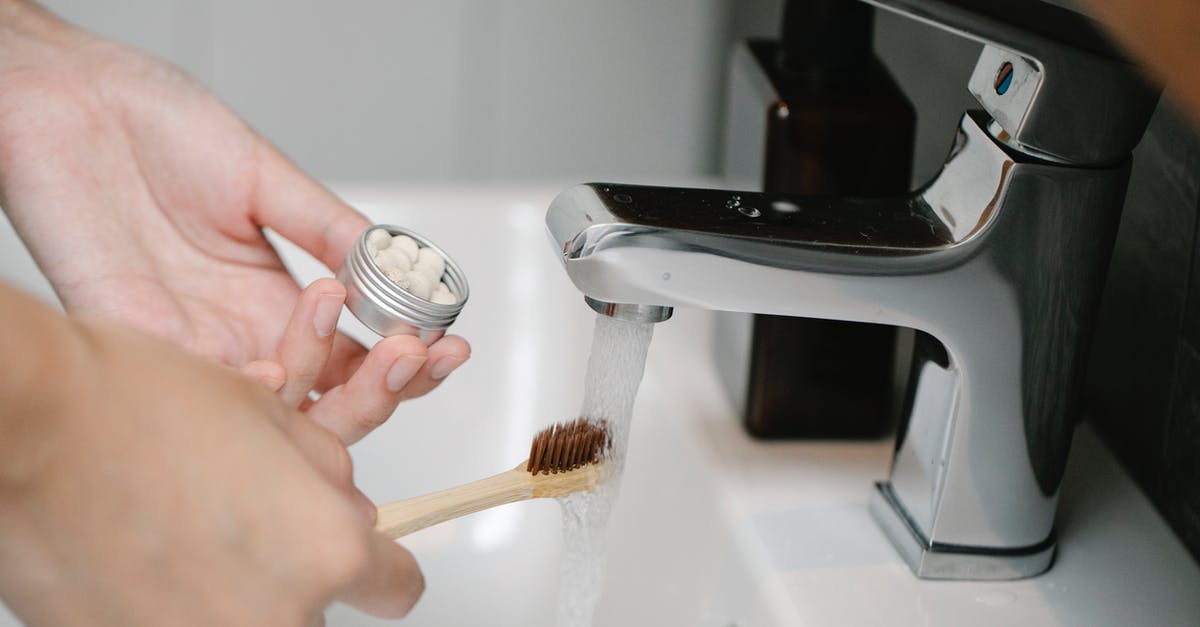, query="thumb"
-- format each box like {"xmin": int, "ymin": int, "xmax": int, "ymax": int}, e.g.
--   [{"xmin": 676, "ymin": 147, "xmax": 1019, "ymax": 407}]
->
[
  {"xmin": 339, "ymin": 533, "xmax": 425, "ymax": 619},
  {"xmin": 251, "ymin": 142, "xmax": 370, "ymax": 272}
]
